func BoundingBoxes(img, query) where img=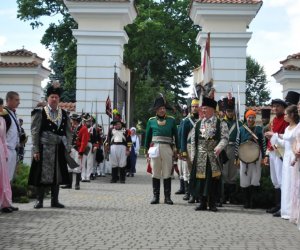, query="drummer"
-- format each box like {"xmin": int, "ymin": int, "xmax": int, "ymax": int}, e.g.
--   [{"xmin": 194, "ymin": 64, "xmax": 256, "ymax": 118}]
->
[{"xmin": 235, "ymin": 109, "xmax": 266, "ymax": 209}]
